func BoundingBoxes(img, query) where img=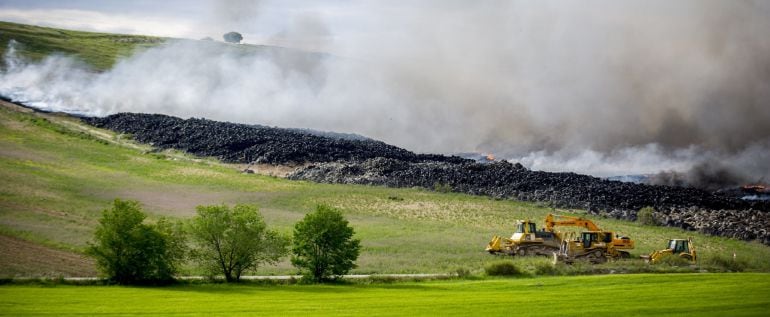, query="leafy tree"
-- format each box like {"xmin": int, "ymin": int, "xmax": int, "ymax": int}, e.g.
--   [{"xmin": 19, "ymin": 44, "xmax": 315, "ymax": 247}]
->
[
  {"xmin": 292, "ymin": 205, "xmax": 361, "ymax": 282},
  {"xmin": 189, "ymin": 204, "xmax": 289, "ymax": 282},
  {"xmin": 87, "ymin": 199, "xmax": 185, "ymax": 284},
  {"xmin": 223, "ymin": 31, "xmax": 243, "ymax": 44}
]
